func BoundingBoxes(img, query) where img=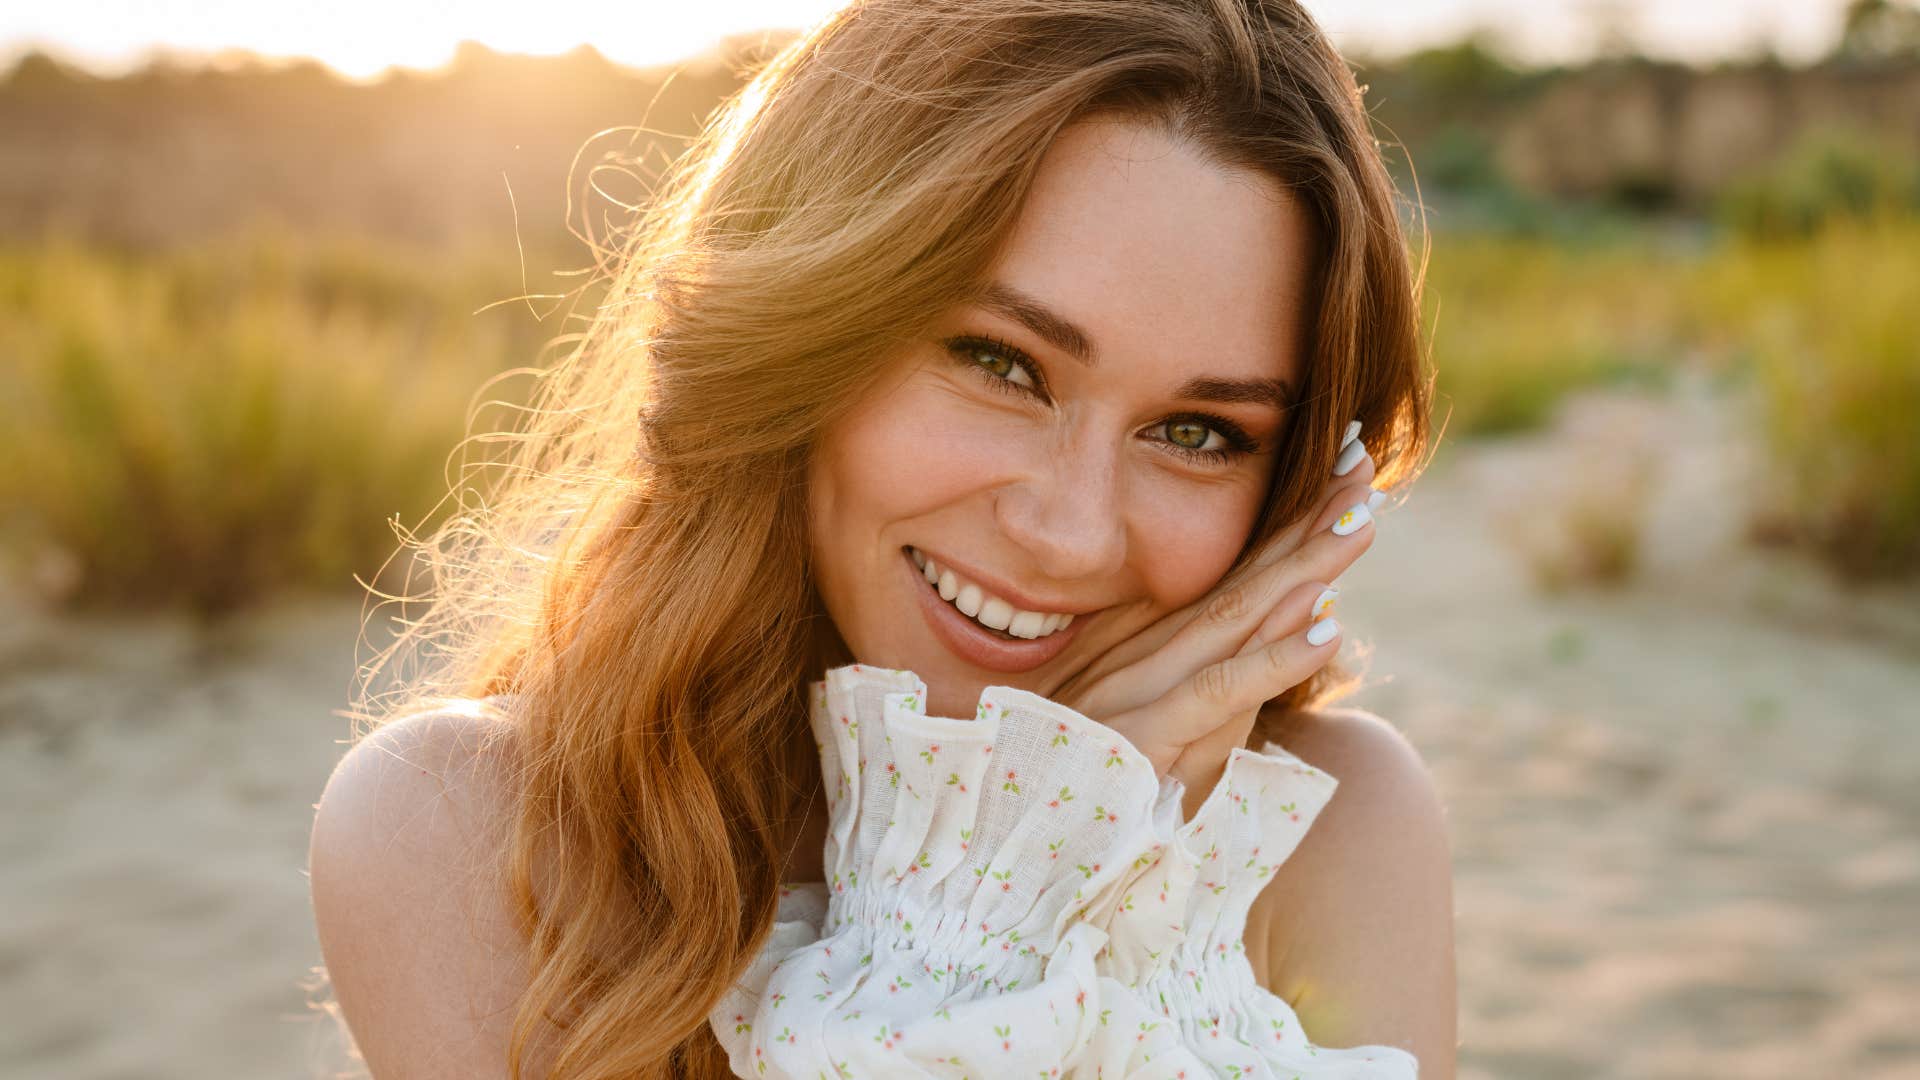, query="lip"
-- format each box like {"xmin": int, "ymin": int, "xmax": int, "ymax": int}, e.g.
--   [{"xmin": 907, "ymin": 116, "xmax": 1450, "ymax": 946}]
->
[{"xmin": 905, "ymin": 547, "xmax": 1084, "ymax": 674}]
